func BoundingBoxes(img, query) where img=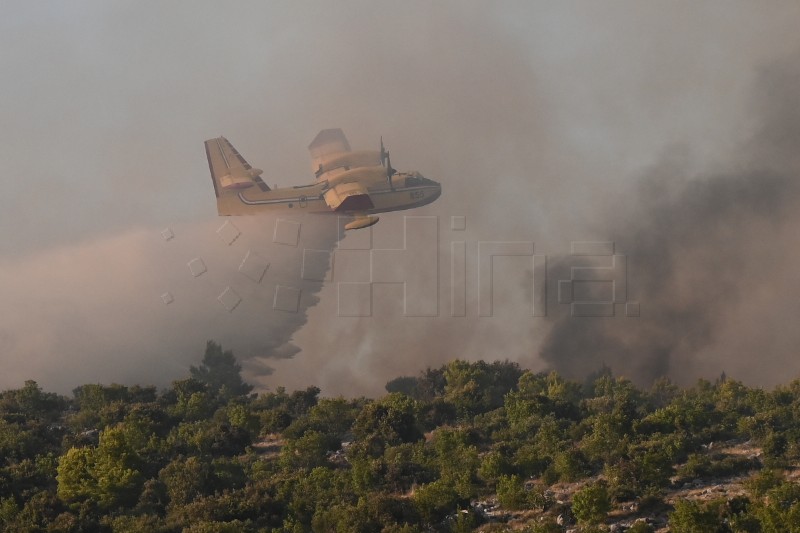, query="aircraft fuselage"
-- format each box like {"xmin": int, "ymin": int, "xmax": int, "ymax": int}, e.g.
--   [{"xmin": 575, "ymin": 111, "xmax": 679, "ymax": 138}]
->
[{"xmin": 216, "ymin": 174, "xmax": 441, "ymax": 217}]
